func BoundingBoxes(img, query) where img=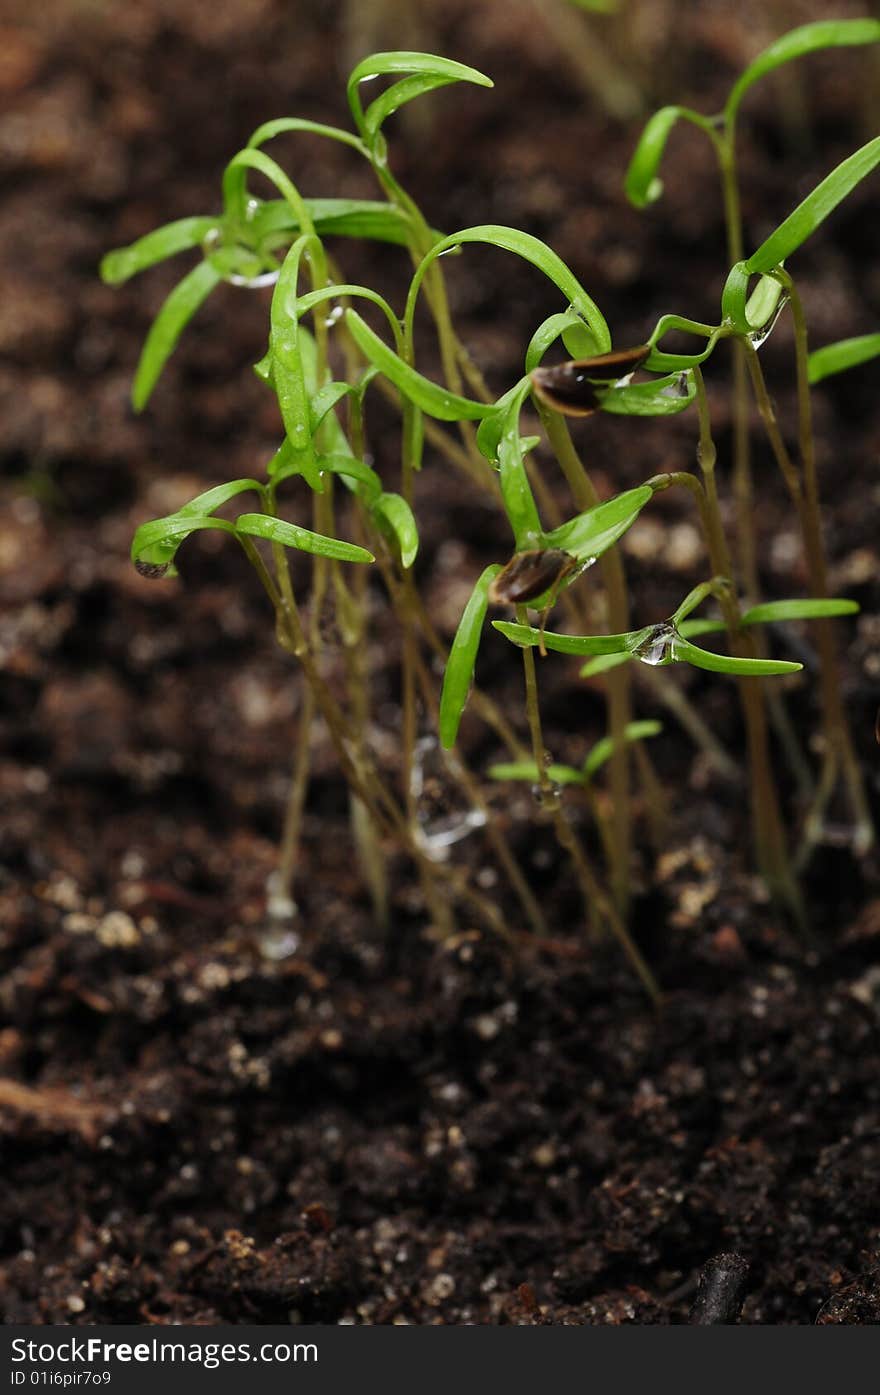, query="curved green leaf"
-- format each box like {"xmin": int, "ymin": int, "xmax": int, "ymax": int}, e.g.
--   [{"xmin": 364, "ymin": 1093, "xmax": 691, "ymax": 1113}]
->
[
  {"xmin": 671, "ymin": 635, "xmax": 801, "ymax": 675},
  {"xmin": 247, "ymin": 116, "xmax": 365, "ymax": 154},
  {"xmin": 439, "ymin": 564, "xmax": 502, "ymax": 749},
  {"xmin": 808, "ymin": 333, "xmax": 880, "ymax": 384},
  {"xmin": 132, "ymin": 260, "xmax": 221, "ymax": 411},
  {"xmin": 624, "ymin": 105, "xmax": 715, "ymax": 209},
  {"xmin": 347, "ymin": 52, "xmax": 492, "ymax": 140},
  {"xmin": 270, "ymin": 237, "xmax": 324, "ymax": 490},
  {"xmin": 545, "ymin": 485, "xmax": 653, "ymax": 563},
  {"xmin": 405, "ymin": 226, "xmax": 610, "ymax": 354},
  {"xmin": 234, "ymin": 513, "xmax": 374, "ymax": 563},
  {"xmin": 726, "ymin": 20, "xmax": 880, "ymax": 124},
  {"xmin": 101, "ymin": 217, "xmax": 217, "ymax": 286},
  {"xmin": 497, "ymin": 379, "xmax": 543, "ymax": 547},
  {"xmin": 131, "ymin": 514, "xmax": 238, "ymax": 577},
  {"xmin": 746, "ymin": 136, "xmax": 880, "ymax": 275},
  {"xmin": 583, "ymin": 720, "xmax": 662, "ymax": 779},
  {"xmin": 596, "ymin": 369, "xmax": 696, "ymax": 417},
  {"xmin": 254, "ymin": 197, "xmax": 435, "ymax": 247},
  {"xmin": 740, "ymin": 597, "xmax": 859, "ymax": 625},
  {"xmin": 345, "ymin": 309, "xmax": 491, "ymax": 420},
  {"xmin": 493, "ymin": 621, "xmax": 634, "ymax": 655},
  {"xmin": 370, "ymin": 491, "xmax": 419, "ymax": 567}
]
